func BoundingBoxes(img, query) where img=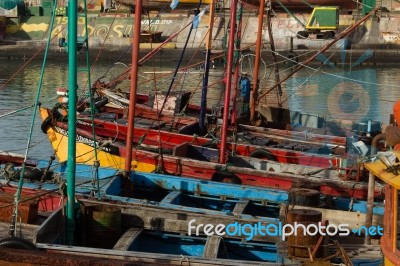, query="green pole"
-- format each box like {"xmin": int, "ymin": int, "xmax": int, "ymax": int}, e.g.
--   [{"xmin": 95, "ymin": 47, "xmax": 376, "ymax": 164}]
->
[{"xmin": 66, "ymin": 0, "xmax": 78, "ymax": 245}]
